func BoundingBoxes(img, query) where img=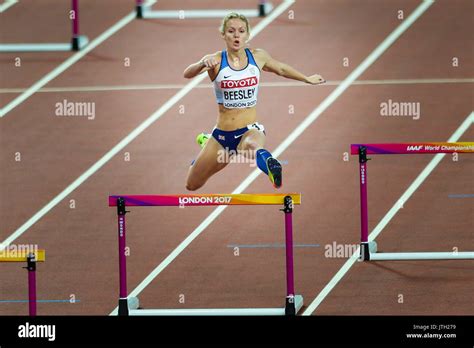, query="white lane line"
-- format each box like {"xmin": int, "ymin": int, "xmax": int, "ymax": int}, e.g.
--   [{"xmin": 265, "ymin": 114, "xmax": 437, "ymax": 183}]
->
[
  {"xmin": 109, "ymin": 0, "xmax": 434, "ymax": 315},
  {"xmin": 1, "ymin": 78, "xmax": 473, "ymax": 94},
  {"xmin": 0, "ymin": 0, "xmax": 18, "ymax": 13},
  {"xmin": 0, "ymin": 0, "xmax": 156, "ymax": 118},
  {"xmin": 0, "ymin": 0, "xmax": 294, "ymax": 248},
  {"xmin": 302, "ymin": 111, "xmax": 473, "ymax": 316}
]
